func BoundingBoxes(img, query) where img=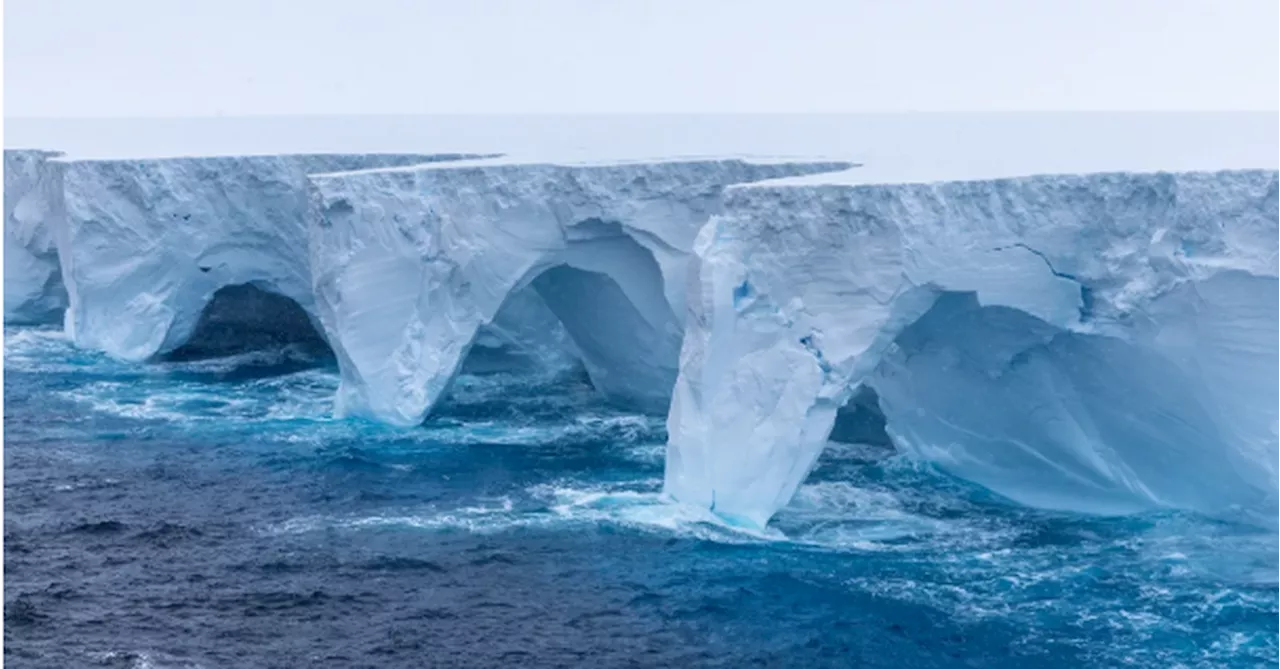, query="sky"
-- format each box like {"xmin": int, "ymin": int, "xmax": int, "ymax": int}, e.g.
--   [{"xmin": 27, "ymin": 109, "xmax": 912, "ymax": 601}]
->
[{"xmin": 4, "ymin": 0, "xmax": 1278, "ymax": 117}]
